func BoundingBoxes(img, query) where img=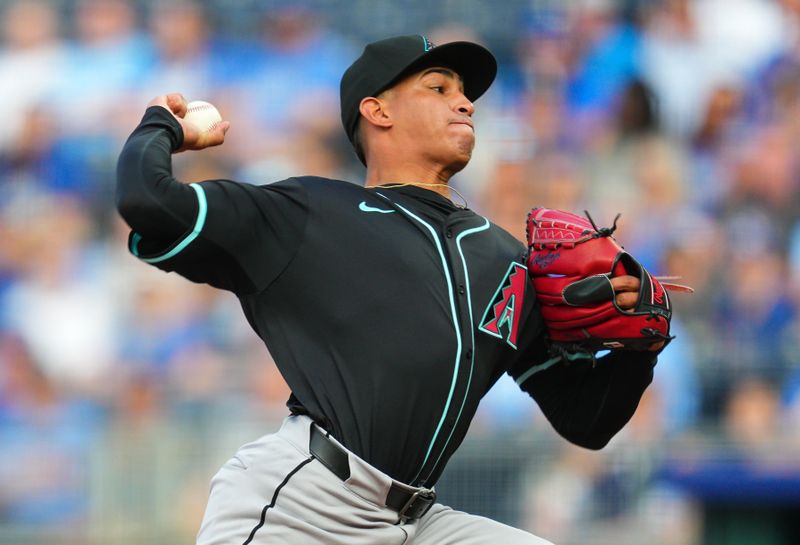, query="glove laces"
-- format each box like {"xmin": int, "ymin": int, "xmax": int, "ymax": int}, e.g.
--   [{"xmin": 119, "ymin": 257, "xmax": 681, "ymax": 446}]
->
[{"xmin": 584, "ymin": 210, "xmax": 621, "ymax": 238}]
